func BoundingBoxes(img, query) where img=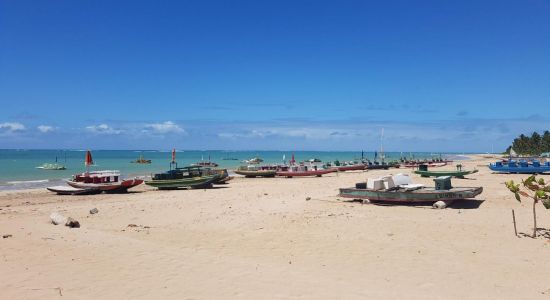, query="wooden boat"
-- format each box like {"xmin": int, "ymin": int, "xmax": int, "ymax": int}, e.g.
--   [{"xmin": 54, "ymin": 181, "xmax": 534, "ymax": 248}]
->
[
  {"xmin": 365, "ymin": 162, "xmax": 390, "ymax": 170},
  {"xmin": 242, "ymin": 157, "xmax": 263, "ymax": 164},
  {"xmin": 235, "ymin": 165, "xmax": 277, "ymax": 177},
  {"xmin": 339, "ymin": 175, "xmax": 483, "ymax": 204},
  {"xmin": 330, "ymin": 164, "xmax": 367, "ymax": 171},
  {"xmin": 47, "ymin": 185, "xmax": 101, "ymax": 195},
  {"xmin": 67, "ymin": 170, "xmax": 144, "ymax": 193},
  {"xmin": 488, "ymin": 160, "xmax": 550, "ymax": 174},
  {"xmin": 276, "ymin": 165, "xmax": 336, "ymax": 178},
  {"xmin": 192, "ymin": 161, "xmax": 219, "ymax": 168},
  {"xmin": 414, "ymin": 164, "xmax": 478, "ymax": 178},
  {"xmin": 145, "ymin": 166, "xmax": 220, "ymax": 189},
  {"xmin": 131, "ymin": 154, "xmax": 151, "ymax": 164},
  {"xmin": 66, "ymin": 151, "xmax": 143, "ymax": 193}
]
